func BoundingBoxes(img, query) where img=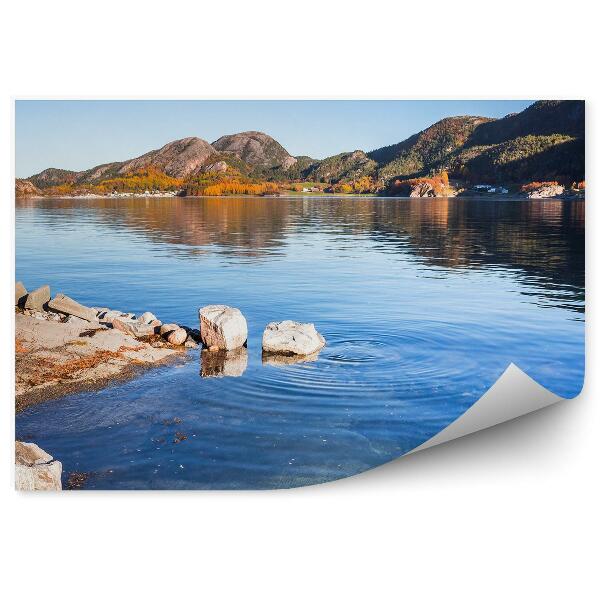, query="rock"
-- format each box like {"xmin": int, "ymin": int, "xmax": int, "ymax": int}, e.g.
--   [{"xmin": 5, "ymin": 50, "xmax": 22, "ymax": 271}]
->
[
  {"xmin": 139, "ymin": 311, "xmax": 157, "ymax": 324},
  {"xmin": 48, "ymin": 293, "xmax": 98, "ymax": 322},
  {"xmin": 202, "ymin": 160, "xmax": 228, "ymax": 173},
  {"xmin": 15, "ymin": 179, "xmax": 42, "ymax": 198},
  {"xmin": 149, "ymin": 319, "xmax": 162, "ymax": 328},
  {"xmin": 15, "ymin": 441, "xmax": 62, "ymax": 491},
  {"xmin": 166, "ymin": 328, "xmax": 187, "ymax": 345},
  {"xmin": 65, "ymin": 315, "xmax": 90, "ymax": 325},
  {"xmin": 98, "ymin": 309, "xmax": 122, "ymax": 323},
  {"xmin": 201, "ymin": 347, "xmax": 248, "ymax": 378},
  {"xmin": 182, "ymin": 326, "xmax": 201, "ymax": 342},
  {"xmin": 262, "ymin": 320, "xmax": 326, "ymax": 356},
  {"xmin": 24, "ymin": 285, "xmax": 50, "ymax": 311},
  {"xmin": 199, "ymin": 305, "xmax": 248, "ymax": 350},
  {"xmin": 15, "ymin": 281, "xmax": 28, "ymax": 307},
  {"xmin": 28, "ymin": 310, "xmax": 47, "ymax": 320},
  {"xmin": 160, "ymin": 323, "xmax": 180, "ymax": 336},
  {"xmin": 281, "ymin": 155, "xmax": 298, "ymax": 170},
  {"xmin": 112, "ymin": 317, "xmax": 155, "ymax": 338},
  {"xmin": 527, "ymin": 184, "xmax": 565, "ymax": 198},
  {"xmin": 184, "ymin": 338, "xmax": 198, "ymax": 348},
  {"xmin": 409, "ymin": 182, "xmax": 436, "ymax": 197}
]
